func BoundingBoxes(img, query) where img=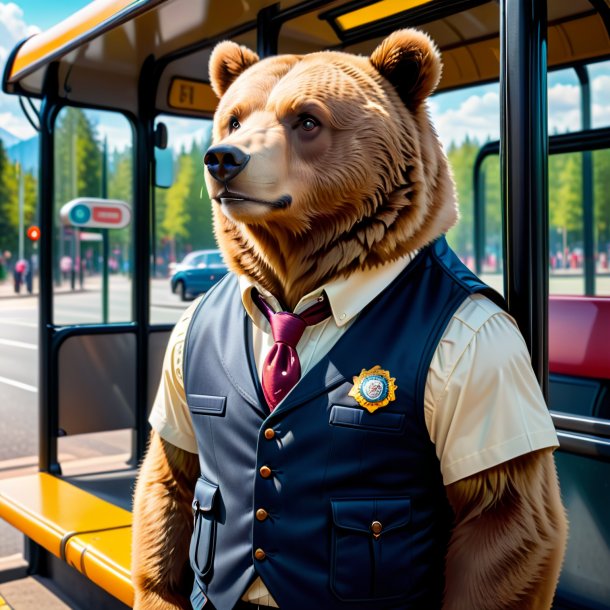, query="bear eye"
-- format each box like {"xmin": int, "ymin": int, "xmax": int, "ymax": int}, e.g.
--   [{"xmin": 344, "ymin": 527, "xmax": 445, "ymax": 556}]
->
[
  {"xmin": 300, "ymin": 116, "xmax": 319, "ymax": 132},
  {"xmin": 229, "ymin": 116, "xmax": 240, "ymax": 132}
]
